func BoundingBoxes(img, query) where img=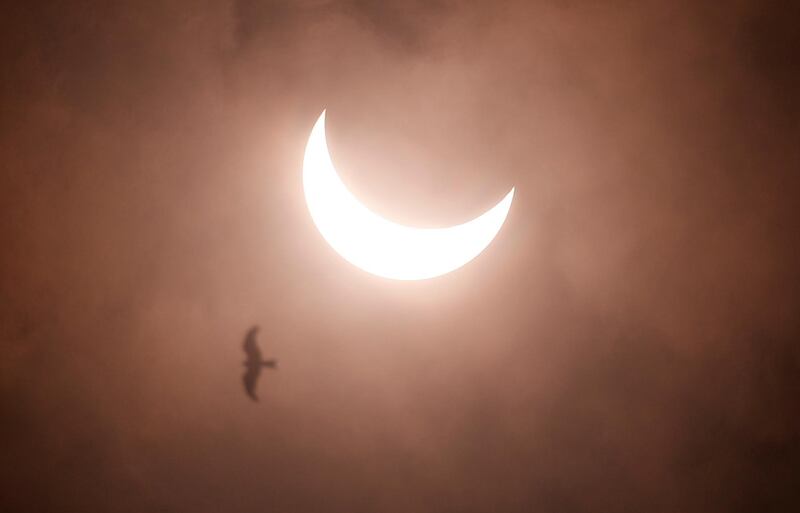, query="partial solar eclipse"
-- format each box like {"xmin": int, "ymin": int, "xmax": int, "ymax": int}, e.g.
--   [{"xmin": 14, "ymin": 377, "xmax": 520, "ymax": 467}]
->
[{"xmin": 302, "ymin": 110, "xmax": 514, "ymax": 280}]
